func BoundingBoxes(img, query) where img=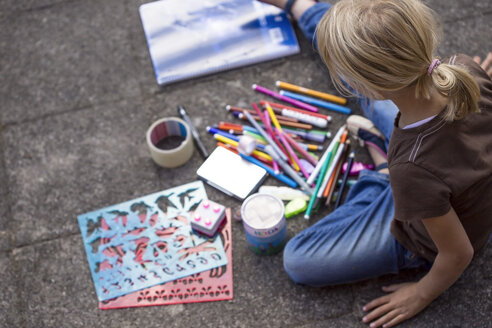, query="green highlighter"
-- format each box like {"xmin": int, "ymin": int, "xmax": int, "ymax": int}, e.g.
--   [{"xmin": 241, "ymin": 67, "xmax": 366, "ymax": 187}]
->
[{"xmin": 285, "ymin": 198, "xmax": 308, "ymax": 218}]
